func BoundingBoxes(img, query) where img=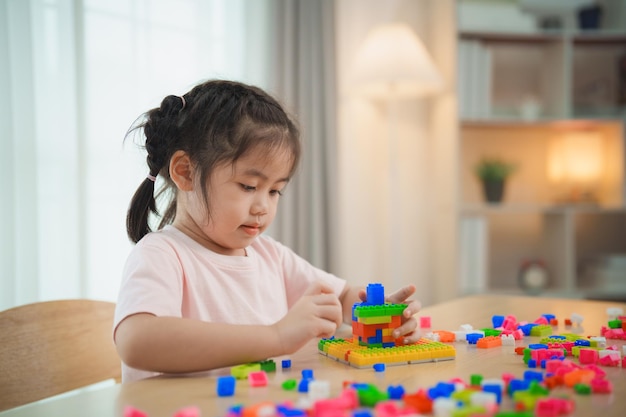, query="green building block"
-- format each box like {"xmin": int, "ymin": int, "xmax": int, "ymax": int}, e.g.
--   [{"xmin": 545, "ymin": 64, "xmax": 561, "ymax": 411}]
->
[
  {"xmin": 530, "ymin": 325, "xmax": 552, "ymax": 337},
  {"xmin": 608, "ymin": 319, "xmax": 622, "ymax": 329},
  {"xmin": 282, "ymin": 379, "xmax": 297, "ymax": 390}
]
